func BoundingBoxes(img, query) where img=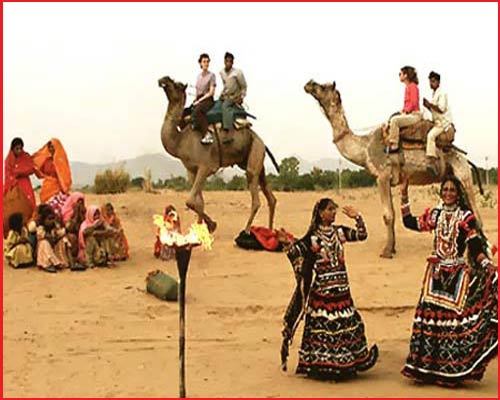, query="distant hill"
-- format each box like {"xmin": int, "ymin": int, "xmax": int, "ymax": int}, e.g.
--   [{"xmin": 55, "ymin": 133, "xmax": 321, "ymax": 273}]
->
[{"xmin": 40, "ymin": 153, "xmax": 360, "ymax": 188}]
